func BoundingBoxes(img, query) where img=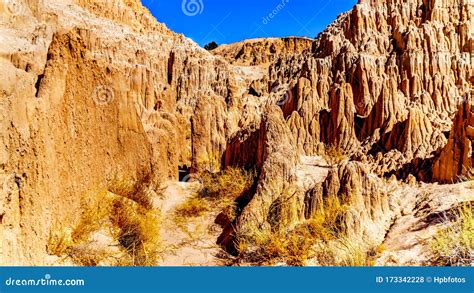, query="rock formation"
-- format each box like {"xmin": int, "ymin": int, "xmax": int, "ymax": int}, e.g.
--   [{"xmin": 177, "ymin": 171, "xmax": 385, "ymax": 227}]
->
[
  {"xmin": 432, "ymin": 96, "xmax": 474, "ymax": 182},
  {"xmin": 0, "ymin": 0, "xmax": 472, "ymax": 266}
]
